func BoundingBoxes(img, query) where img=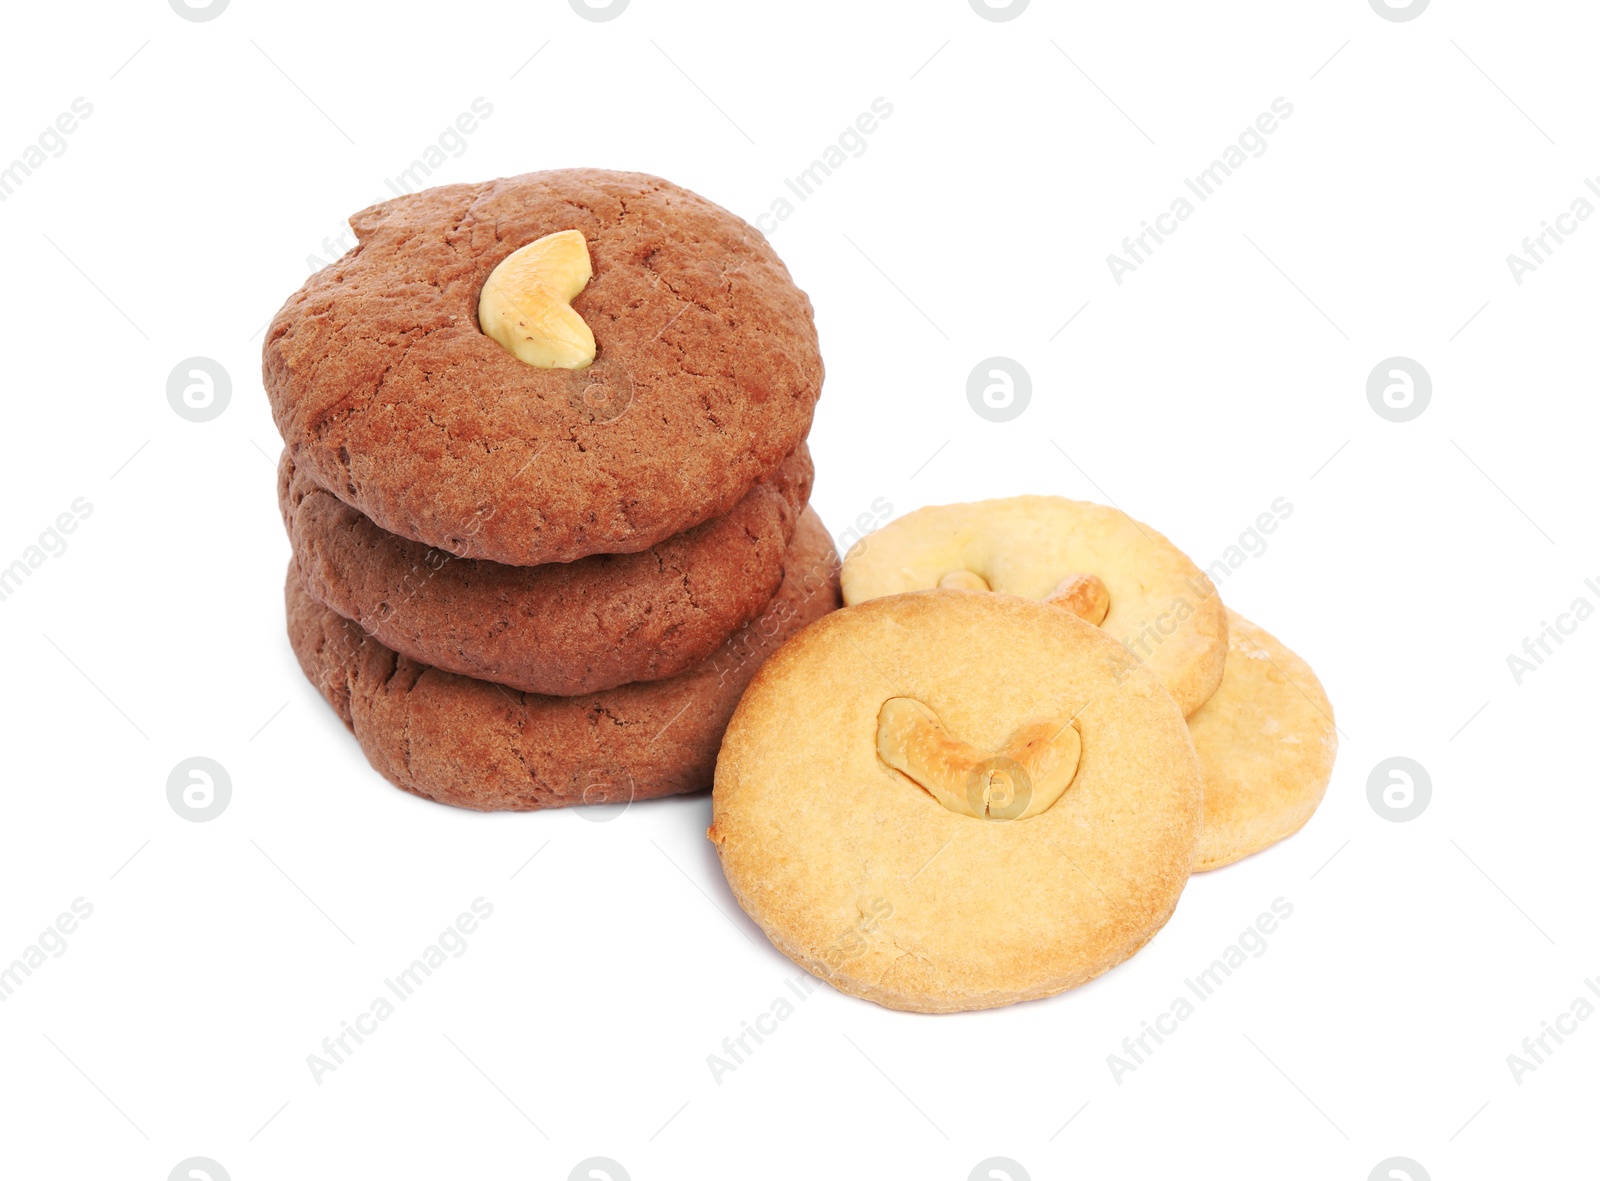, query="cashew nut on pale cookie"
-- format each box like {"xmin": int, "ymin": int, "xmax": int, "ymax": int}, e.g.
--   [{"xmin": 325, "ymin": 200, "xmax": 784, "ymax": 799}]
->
[{"xmin": 842, "ymin": 496, "xmax": 1228, "ymax": 716}]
